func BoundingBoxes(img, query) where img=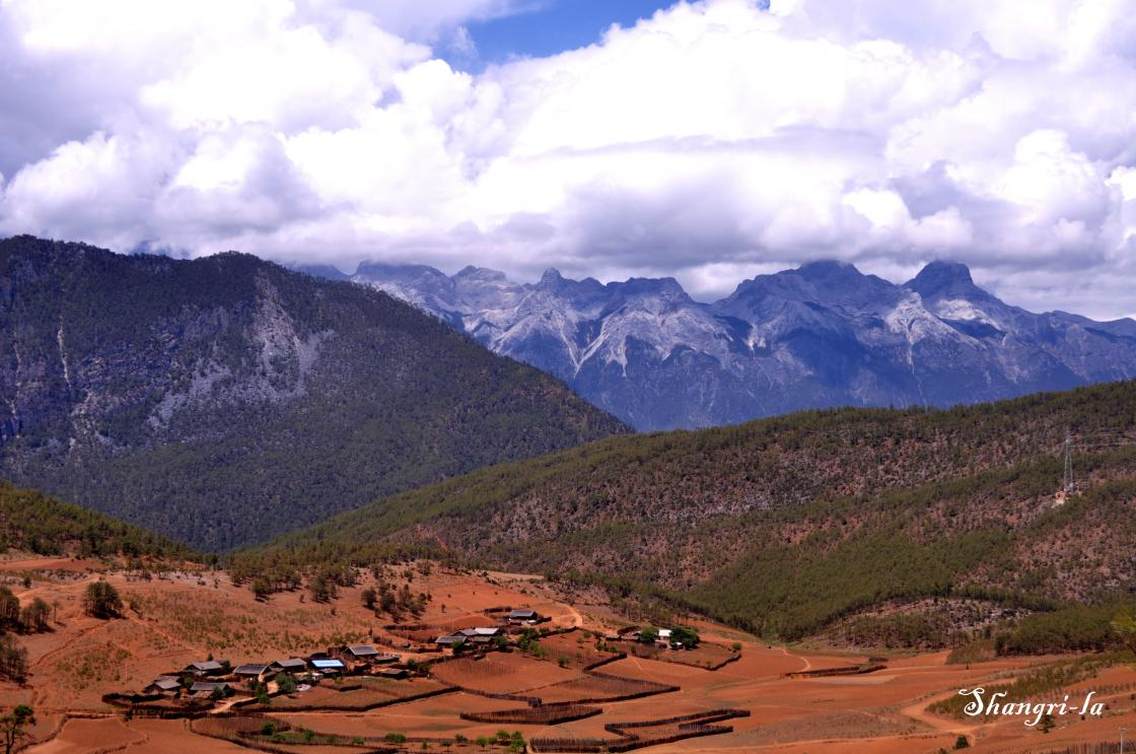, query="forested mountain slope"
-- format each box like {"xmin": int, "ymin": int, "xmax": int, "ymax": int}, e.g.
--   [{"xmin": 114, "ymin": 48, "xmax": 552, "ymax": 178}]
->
[
  {"xmin": 239, "ymin": 380, "xmax": 1136, "ymax": 639},
  {"xmin": 0, "ymin": 481, "xmax": 193, "ymax": 561},
  {"xmin": 0, "ymin": 236, "xmax": 627, "ymax": 550}
]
